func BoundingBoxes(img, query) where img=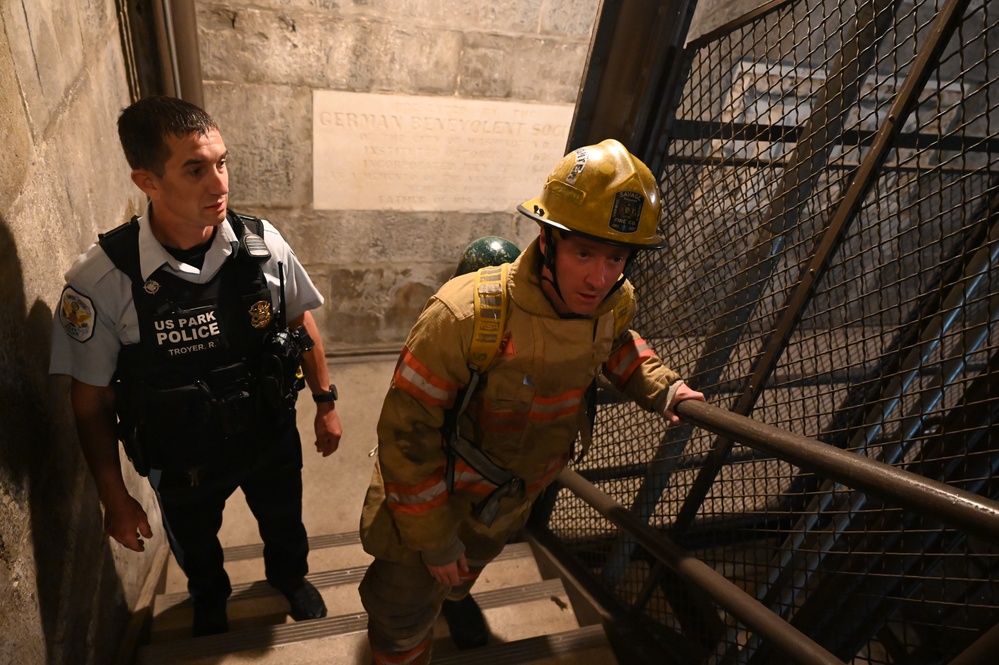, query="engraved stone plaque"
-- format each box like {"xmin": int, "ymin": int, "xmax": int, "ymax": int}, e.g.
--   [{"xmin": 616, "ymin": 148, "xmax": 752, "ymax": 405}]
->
[{"xmin": 313, "ymin": 91, "xmax": 574, "ymax": 212}]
